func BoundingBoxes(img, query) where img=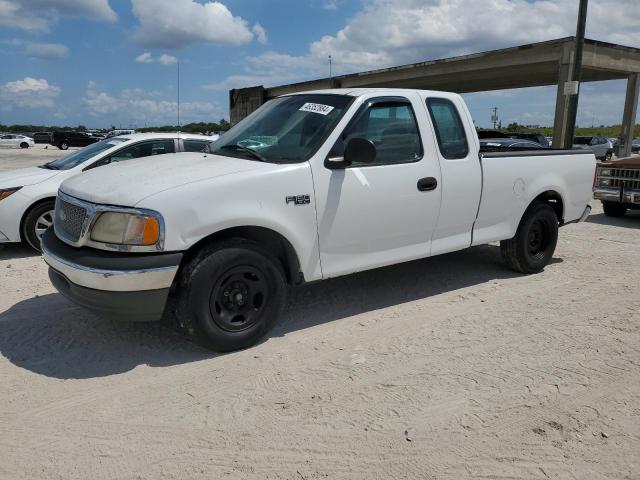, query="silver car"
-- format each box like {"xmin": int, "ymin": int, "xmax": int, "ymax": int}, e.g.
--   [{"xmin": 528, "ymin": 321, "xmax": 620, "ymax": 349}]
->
[{"xmin": 573, "ymin": 136, "xmax": 613, "ymax": 161}]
